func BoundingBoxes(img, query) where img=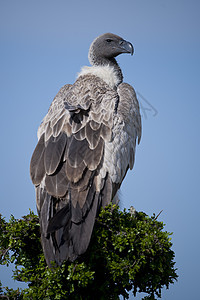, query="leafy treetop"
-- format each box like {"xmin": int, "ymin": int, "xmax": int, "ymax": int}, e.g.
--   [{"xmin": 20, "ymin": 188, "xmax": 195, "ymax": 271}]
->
[{"xmin": 0, "ymin": 205, "xmax": 178, "ymax": 299}]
